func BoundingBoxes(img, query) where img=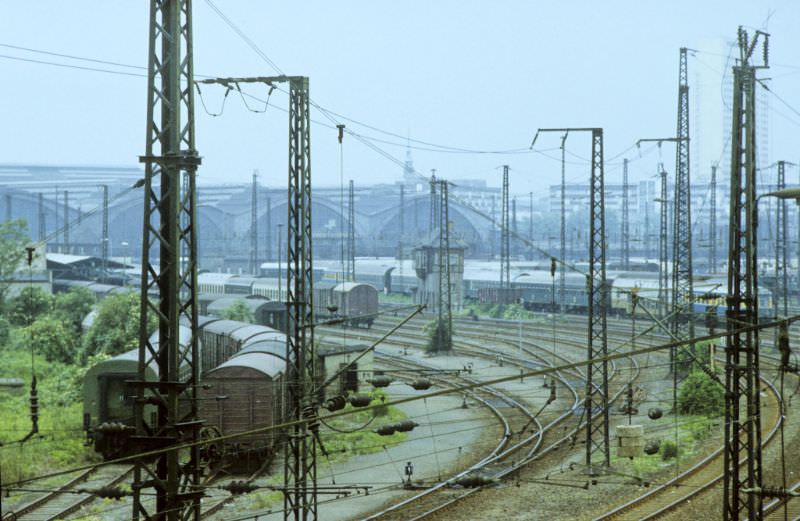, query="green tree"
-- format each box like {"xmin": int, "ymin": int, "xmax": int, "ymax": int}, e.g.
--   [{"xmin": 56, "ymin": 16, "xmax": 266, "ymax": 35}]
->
[
  {"xmin": 675, "ymin": 341, "xmax": 713, "ymax": 375},
  {"xmin": 18, "ymin": 315, "xmax": 77, "ymax": 364},
  {"xmin": 0, "ymin": 219, "xmax": 31, "ymax": 310},
  {"xmin": 82, "ymin": 292, "xmax": 156, "ymax": 361},
  {"xmin": 221, "ymin": 299, "xmax": 254, "ymax": 323},
  {"xmin": 423, "ymin": 318, "xmax": 452, "ymax": 353},
  {"xmin": 677, "ymin": 369, "xmax": 724, "ymax": 417},
  {"xmin": 7, "ymin": 286, "xmax": 53, "ymax": 325},
  {"xmin": 52, "ymin": 287, "xmax": 96, "ymax": 335}
]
